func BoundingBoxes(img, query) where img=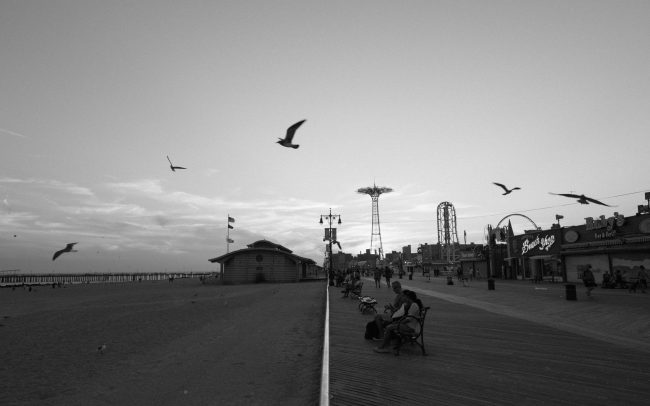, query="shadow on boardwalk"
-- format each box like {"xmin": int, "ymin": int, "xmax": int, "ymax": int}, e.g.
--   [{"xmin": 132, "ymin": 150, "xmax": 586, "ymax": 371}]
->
[{"xmin": 327, "ymin": 277, "xmax": 650, "ymax": 406}]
